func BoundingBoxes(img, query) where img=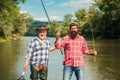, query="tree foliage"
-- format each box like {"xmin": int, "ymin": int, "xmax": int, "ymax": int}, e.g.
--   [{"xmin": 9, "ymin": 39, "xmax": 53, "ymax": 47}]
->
[
  {"xmin": 47, "ymin": 21, "xmax": 62, "ymax": 37},
  {"xmin": 94, "ymin": 0, "xmax": 120, "ymax": 39},
  {"xmin": 2, "ymin": 0, "xmax": 119, "ymax": 40},
  {"xmin": 0, "ymin": 0, "xmax": 32, "ymax": 39},
  {"xmin": 60, "ymin": 0, "xmax": 120, "ymax": 39}
]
